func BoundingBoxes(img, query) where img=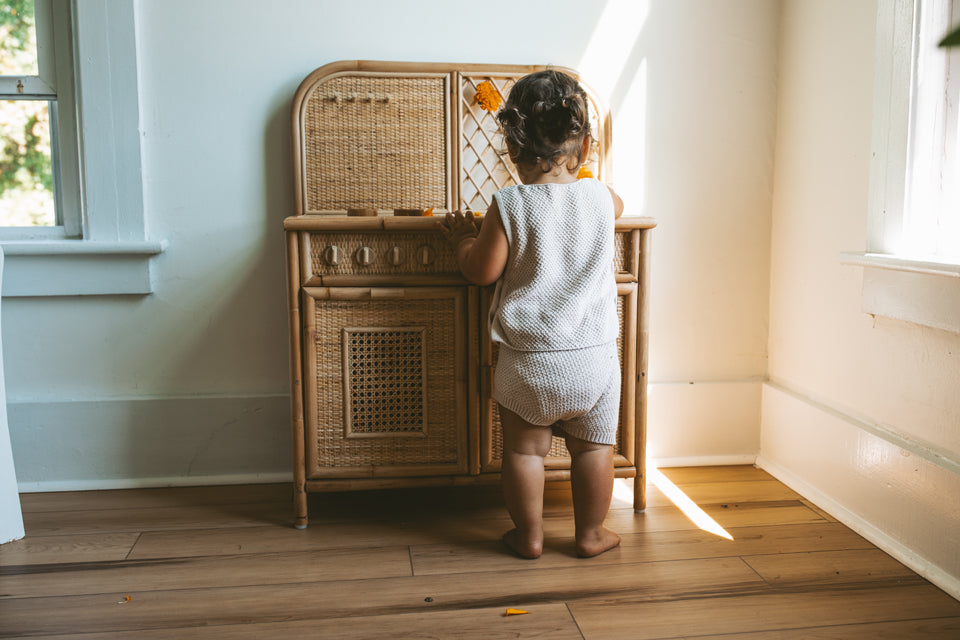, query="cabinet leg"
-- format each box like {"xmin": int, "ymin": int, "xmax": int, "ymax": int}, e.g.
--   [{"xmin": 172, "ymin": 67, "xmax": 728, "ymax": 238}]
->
[
  {"xmin": 633, "ymin": 469, "xmax": 646, "ymax": 512},
  {"xmin": 293, "ymin": 487, "xmax": 308, "ymax": 529}
]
